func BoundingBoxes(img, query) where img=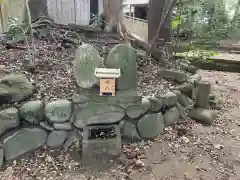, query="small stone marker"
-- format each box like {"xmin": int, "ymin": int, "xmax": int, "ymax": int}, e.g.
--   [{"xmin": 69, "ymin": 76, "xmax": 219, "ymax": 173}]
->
[
  {"xmin": 73, "ymin": 44, "xmax": 102, "ymax": 88},
  {"xmin": 106, "ymin": 44, "xmax": 137, "ymax": 90},
  {"xmin": 94, "ymin": 68, "xmax": 121, "ymax": 96}
]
